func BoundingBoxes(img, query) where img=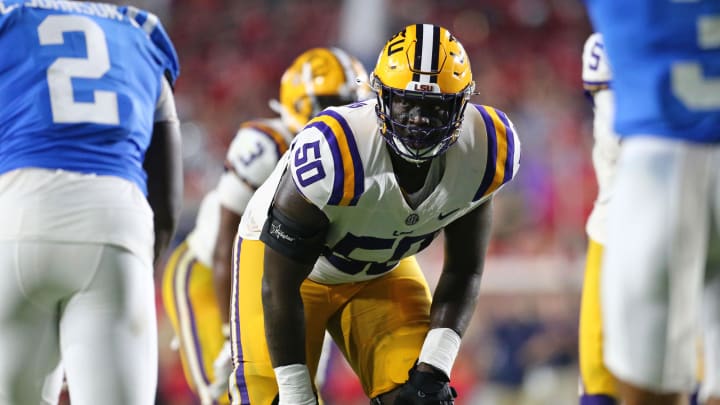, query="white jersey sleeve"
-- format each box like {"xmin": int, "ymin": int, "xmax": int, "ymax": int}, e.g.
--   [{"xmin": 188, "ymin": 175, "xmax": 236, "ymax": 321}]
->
[
  {"xmin": 287, "ymin": 106, "xmax": 366, "ymax": 213},
  {"xmin": 582, "ymin": 33, "xmax": 612, "ymax": 91},
  {"xmin": 583, "ymin": 35, "xmax": 620, "ymax": 244},
  {"xmin": 469, "ymin": 104, "xmax": 522, "ymax": 203},
  {"xmin": 217, "ymin": 119, "xmax": 292, "ymax": 214},
  {"xmin": 287, "ymin": 128, "xmax": 336, "ymax": 212}
]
